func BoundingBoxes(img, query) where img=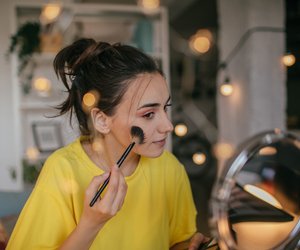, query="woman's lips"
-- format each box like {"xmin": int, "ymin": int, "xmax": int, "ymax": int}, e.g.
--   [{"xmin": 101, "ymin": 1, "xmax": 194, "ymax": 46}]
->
[{"xmin": 153, "ymin": 138, "xmax": 166, "ymax": 147}]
